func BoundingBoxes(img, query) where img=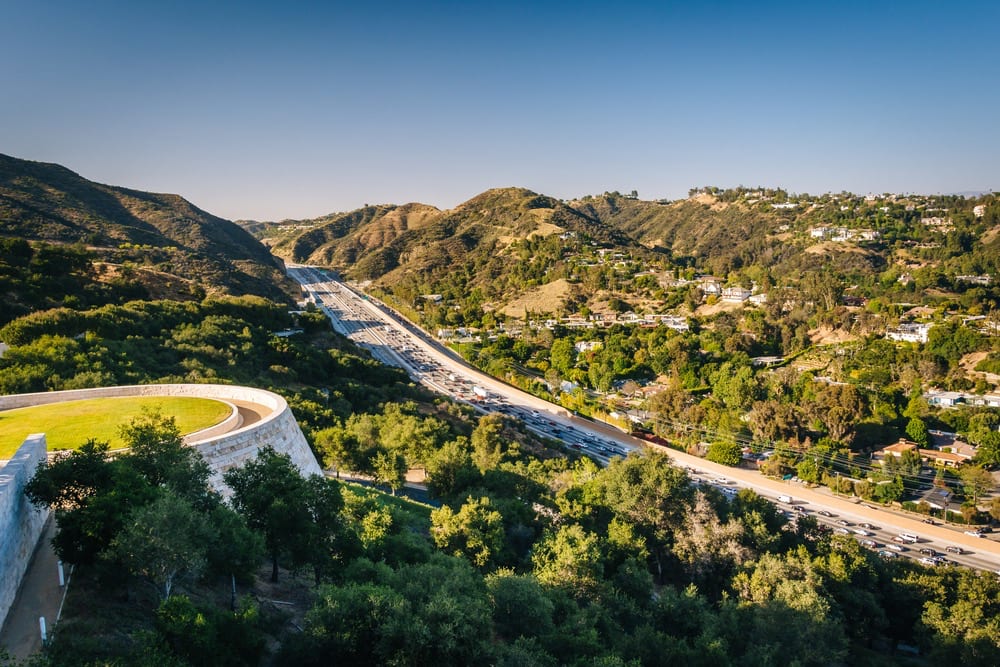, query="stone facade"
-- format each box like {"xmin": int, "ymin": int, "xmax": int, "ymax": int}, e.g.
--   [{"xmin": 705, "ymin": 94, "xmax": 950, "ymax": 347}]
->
[{"xmin": 0, "ymin": 435, "xmax": 49, "ymax": 631}]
